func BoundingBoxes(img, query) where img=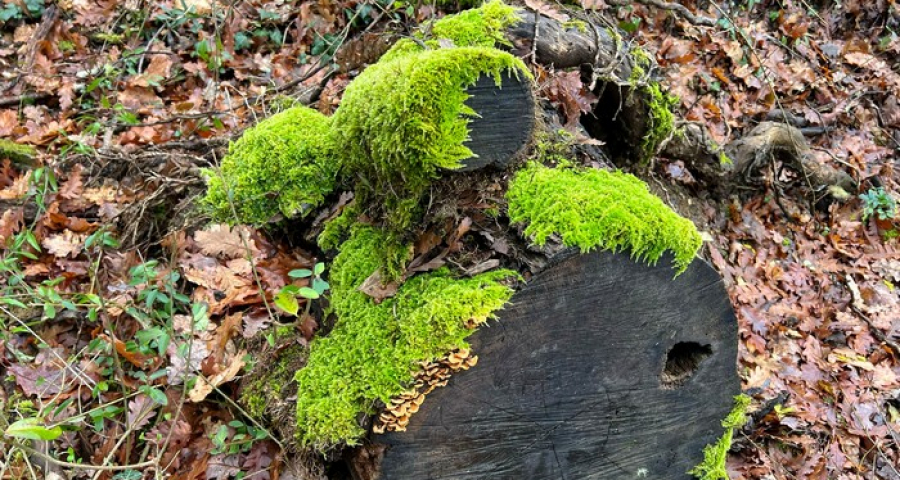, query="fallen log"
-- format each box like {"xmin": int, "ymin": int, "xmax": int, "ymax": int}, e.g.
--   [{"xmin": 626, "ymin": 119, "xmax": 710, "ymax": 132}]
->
[{"xmin": 368, "ymin": 250, "xmax": 739, "ymax": 479}]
